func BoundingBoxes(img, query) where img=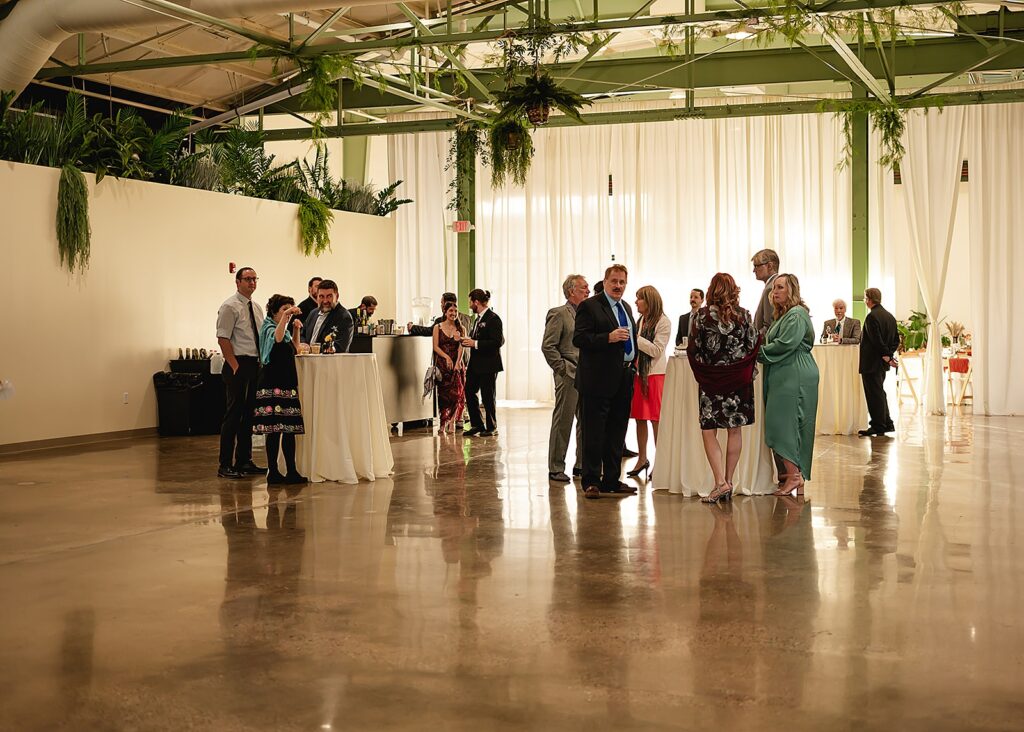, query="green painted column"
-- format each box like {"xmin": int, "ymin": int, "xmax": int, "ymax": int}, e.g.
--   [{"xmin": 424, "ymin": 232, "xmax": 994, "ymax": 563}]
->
[
  {"xmin": 851, "ymin": 91, "xmax": 870, "ymax": 322},
  {"xmin": 455, "ymin": 128, "xmax": 476, "ymax": 312},
  {"xmin": 342, "ymin": 136, "xmax": 368, "ymax": 184}
]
